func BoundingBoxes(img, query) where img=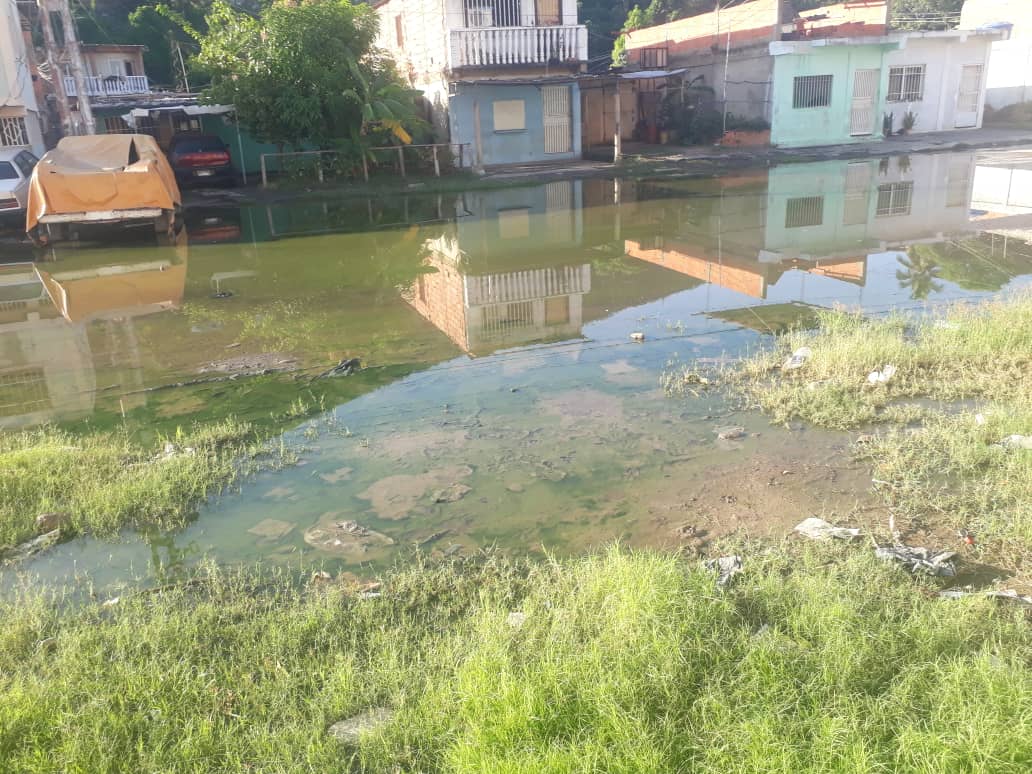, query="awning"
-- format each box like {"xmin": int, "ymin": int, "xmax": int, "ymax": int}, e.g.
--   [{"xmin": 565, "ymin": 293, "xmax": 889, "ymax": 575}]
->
[
  {"xmin": 123, "ymin": 104, "xmax": 235, "ymax": 127},
  {"xmin": 618, "ymin": 68, "xmax": 688, "ymax": 79}
]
